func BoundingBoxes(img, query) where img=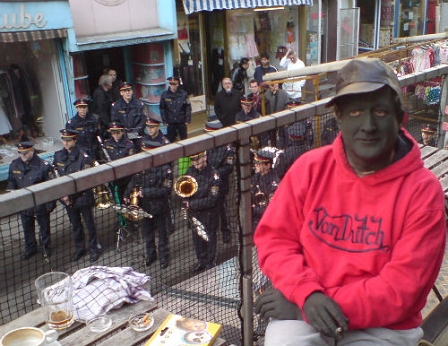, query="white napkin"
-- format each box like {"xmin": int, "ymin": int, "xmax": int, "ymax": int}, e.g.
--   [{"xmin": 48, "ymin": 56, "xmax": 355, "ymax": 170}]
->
[{"xmin": 71, "ymin": 266, "xmax": 153, "ymax": 321}]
